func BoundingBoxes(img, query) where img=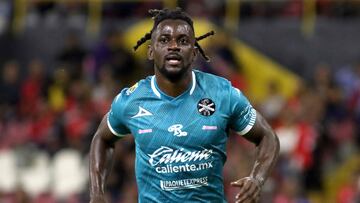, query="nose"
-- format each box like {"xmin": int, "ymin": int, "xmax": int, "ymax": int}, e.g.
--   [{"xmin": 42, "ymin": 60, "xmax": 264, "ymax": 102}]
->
[{"xmin": 168, "ymin": 39, "xmax": 180, "ymax": 51}]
